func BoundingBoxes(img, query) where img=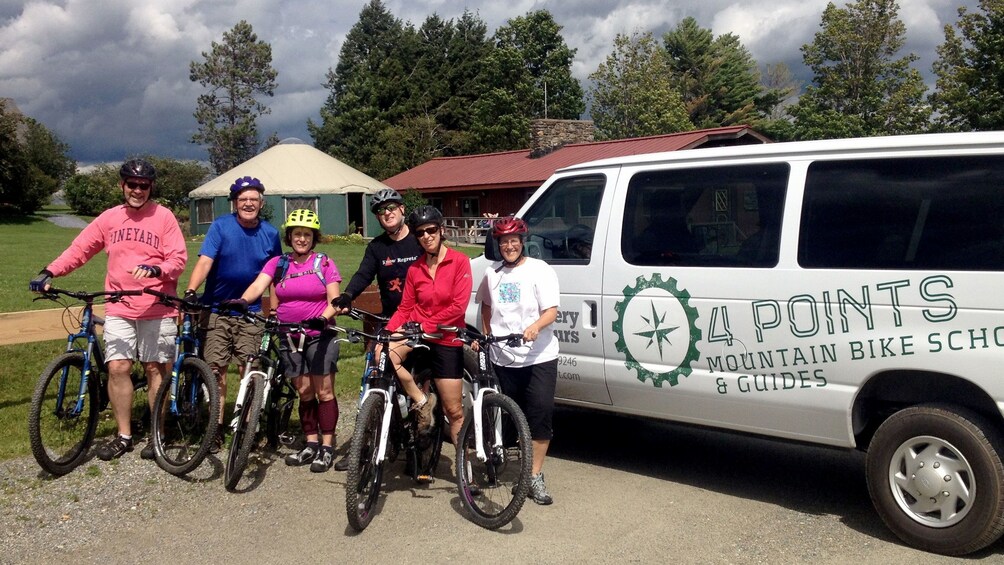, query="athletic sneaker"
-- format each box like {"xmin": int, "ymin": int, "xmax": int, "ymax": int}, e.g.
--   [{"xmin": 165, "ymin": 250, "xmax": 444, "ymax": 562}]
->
[
  {"xmin": 140, "ymin": 441, "xmax": 156, "ymax": 460},
  {"xmin": 529, "ymin": 472, "xmax": 553, "ymax": 505},
  {"xmin": 413, "ymin": 393, "xmax": 438, "ymax": 434},
  {"xmin": 285, "ymin": 443, "xmax": 319, "ymax": 466},
  {"xmin": 209, "ymin": 428, "xmax": 225, "ymax": 455},
  {"xmin": 310, "ymin": 448, "xmax": 334, "ymax": 473},
  {"xmin": 333, "ymin": 452, "xmax": 350, "ymax": 472},
  {"xmin": 95, "ymin": 436, "xmax": 133, "ymax": 461}
]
